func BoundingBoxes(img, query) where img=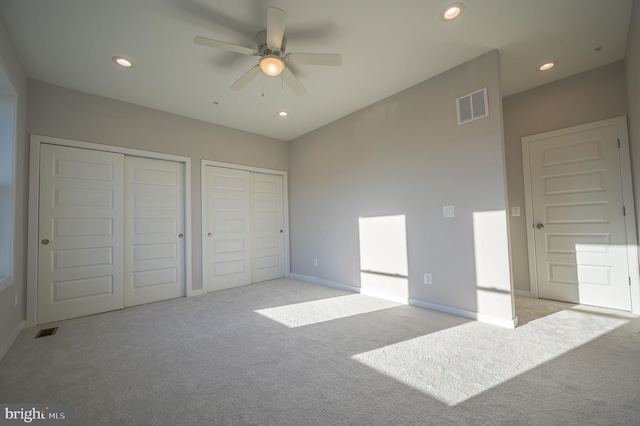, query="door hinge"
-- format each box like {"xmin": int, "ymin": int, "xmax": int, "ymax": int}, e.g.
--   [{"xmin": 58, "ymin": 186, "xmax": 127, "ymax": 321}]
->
[
  {"xmin": 618, "ymin": 138, "xmax": 621, "ymax": 148},
  {"xmin": 623, "ymin": 206, "xmax": 626, "ymax": 216},
  {"xmin": 629, "ymin": 276, "xmax": 632, "ymax": 286}
]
